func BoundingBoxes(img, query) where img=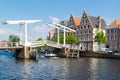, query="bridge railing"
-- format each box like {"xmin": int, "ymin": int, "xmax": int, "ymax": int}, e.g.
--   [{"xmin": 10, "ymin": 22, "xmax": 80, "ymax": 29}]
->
[
  {"xmin": 0, "ymin": 42, "xmax": 20, "ymax": 47},
  {"xmin": 65, "ymin": 44, "xmax": 85, "ymax": 51},
  {"xmin": 6, "ymin": 42, "xmax": 19, "ymax": 47},
  {"xmin": 45, "ymin": 40, "xmax": 63, "ymax": 47}
]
